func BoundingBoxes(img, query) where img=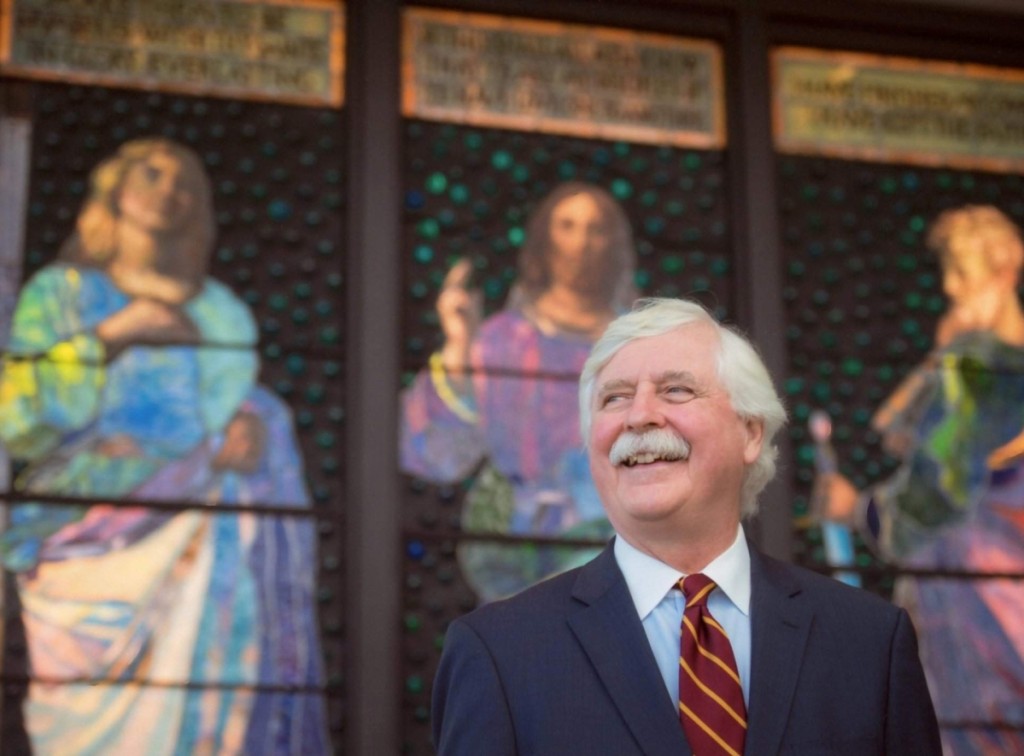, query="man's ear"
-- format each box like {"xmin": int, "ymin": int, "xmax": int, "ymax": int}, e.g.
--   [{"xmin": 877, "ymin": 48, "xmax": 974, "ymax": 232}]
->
[{"xmin": 743, "ymin": 417, "xmax": 764, "ymax": 465}]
